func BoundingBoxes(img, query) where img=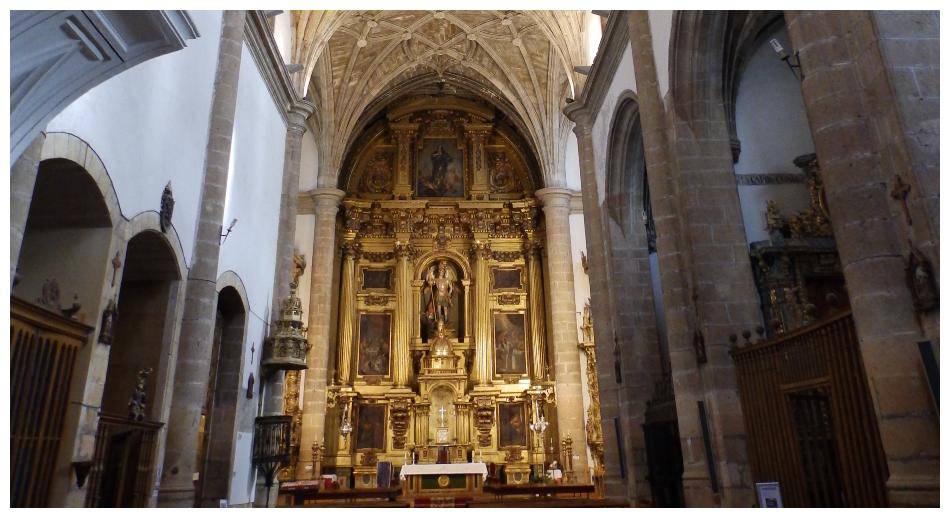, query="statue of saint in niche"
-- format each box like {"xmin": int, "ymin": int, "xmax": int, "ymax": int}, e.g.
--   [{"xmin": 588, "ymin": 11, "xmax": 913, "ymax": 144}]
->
[{"xmin": 422, "ymin": 260, "xmax": 459, "ymax": 340}]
